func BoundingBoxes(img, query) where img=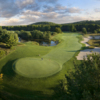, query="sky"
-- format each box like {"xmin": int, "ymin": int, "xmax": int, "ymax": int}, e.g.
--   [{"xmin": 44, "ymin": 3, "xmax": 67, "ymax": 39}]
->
[{"xmin": 0, "ymin": 0, "xmax": 100, "ymax": 26}]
